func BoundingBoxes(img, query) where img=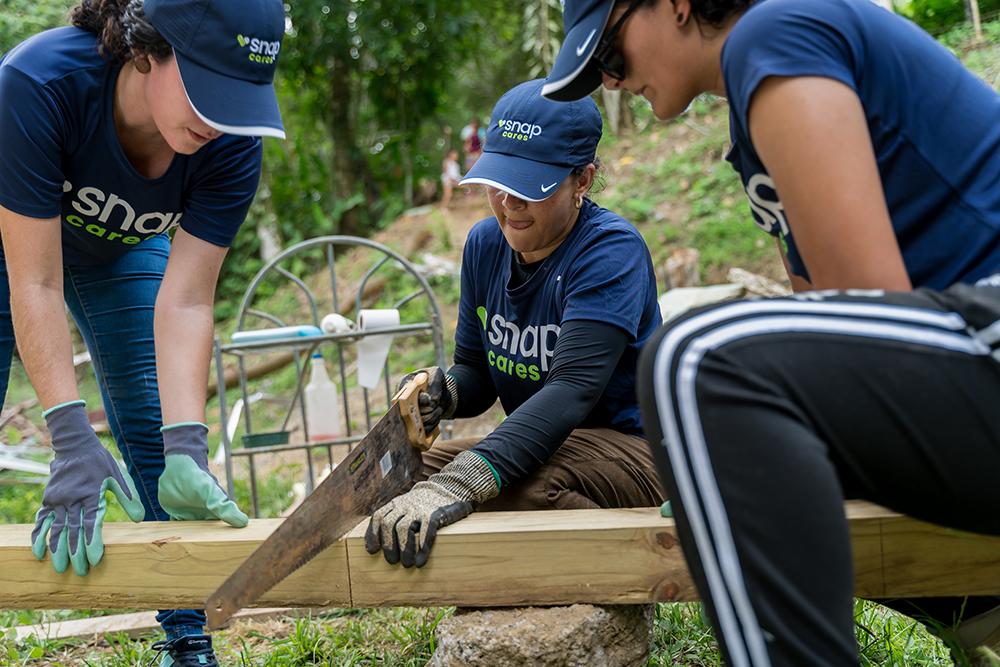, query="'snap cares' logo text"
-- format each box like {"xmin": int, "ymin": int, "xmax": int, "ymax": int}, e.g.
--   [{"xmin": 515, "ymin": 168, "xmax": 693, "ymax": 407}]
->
[
  {"xmin": 477, "ymin": 306, "xmax": 560, "ymax": 381},
  {"xmin": 61, "ymin": 180, "xmax": 182, "ymax": 246},
  {"xmin": 497, "ymin": 118, "xmax": 542, "ymax": 142},
  {"xmin": 236, "ymin": 33, "xmax": 281, "ymax": 65}
]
